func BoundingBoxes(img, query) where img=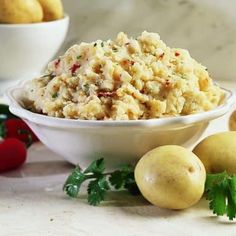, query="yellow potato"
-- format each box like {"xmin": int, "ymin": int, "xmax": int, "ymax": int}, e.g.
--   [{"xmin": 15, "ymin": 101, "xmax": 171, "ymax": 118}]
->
[
  {"xmin": 0, "ymin": 0, "xmax": 43, "ymax": 24},
  {"xmin": 37, "ymin": 0, "xmax": 63, "ymax": 21},
  {"xmin": 135, "ymin": 145, "xmax": 206, "ymax": 210},
  {"xmin": 229, "ymin": 110, "xmax": 236, "ymax": 131},
  {"xmin": 193, "ymin": 131, "xmax": 236, "ymax": 174}
]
